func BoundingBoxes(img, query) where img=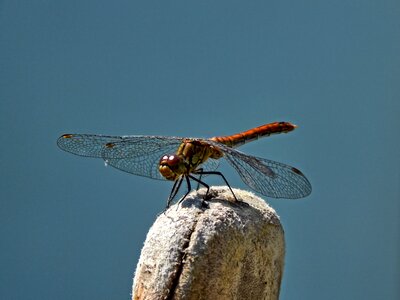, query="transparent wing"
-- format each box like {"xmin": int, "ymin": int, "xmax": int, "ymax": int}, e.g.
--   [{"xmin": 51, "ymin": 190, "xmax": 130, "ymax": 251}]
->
[
  {"xmin": 57, "ymin": 134, "xmax": 184, "ymax": 180},
  {"xmin": 205, "ymin": 140, "xmax": 312, "ymax": 199},
  {"xmin": 57, "ymin": 134, "xmax": 127, "ymax": 158},
  {"xmin": 198, "ymin": 158, "xmax": 220, "ymax": 172}
]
